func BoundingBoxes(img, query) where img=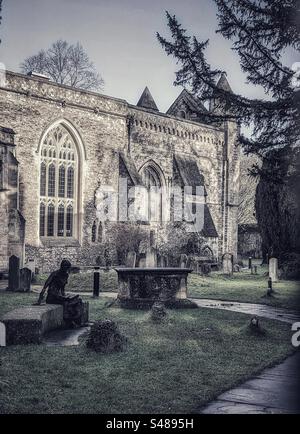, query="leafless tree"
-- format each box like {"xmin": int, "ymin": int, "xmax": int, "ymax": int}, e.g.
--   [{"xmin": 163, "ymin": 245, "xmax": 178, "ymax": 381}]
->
[{"xmin": 21, "ymin": 40, "xmax": 104, "ymax": 91}]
